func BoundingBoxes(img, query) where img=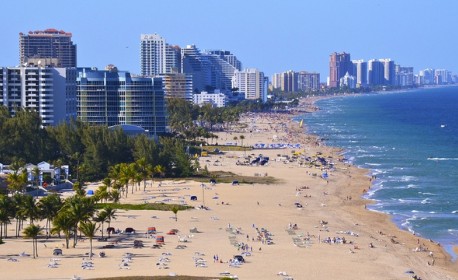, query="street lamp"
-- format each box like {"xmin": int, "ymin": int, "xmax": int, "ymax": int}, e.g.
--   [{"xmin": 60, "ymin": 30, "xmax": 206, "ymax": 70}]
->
[{"xmin": 201, "ymin": 183, "xmax": 205, "ymax": 207}]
